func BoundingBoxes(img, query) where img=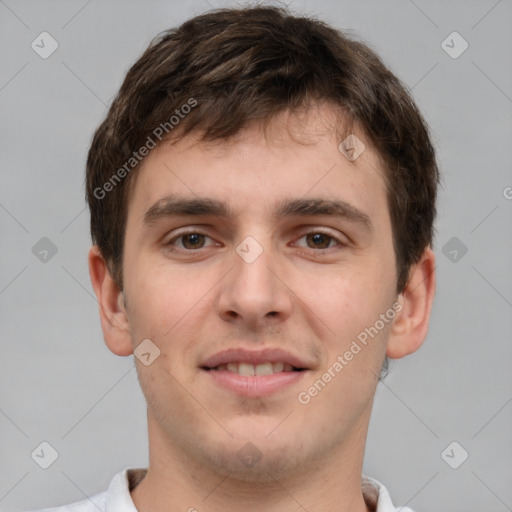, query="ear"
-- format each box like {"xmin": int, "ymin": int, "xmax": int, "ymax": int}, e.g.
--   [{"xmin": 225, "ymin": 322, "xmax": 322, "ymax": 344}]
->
[
  {"xmin": 386, "ymin": 247, "xmax": 436, "ymax": 359},
  {"xmin": 88, "ymin": 245, "xmax": 133, "ymax": 356}
]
